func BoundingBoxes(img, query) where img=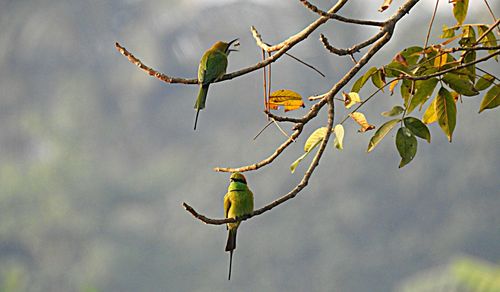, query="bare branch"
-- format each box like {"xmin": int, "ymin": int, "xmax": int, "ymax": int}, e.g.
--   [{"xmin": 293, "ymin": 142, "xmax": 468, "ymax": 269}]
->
[
  {"xmin": 213, "ymin": 125, "xmax": 303, "ymax": 173},
  {"xmin": 115, "ymin": 42, "xmax": 198, "ymax": 84},
  {"xmin": 182, "ymin": 0, "xmax": 428, "ymax": 224},
  {"xmin": 184, "ymin": 101, "xmax": 335, "ymax": 225},
  {"xmin": 320, "ymin": 30, "xmax": 386, "ymax": 56},
  {"xmin": 299, "ymin": 0, "xmax": 385, "ymax": 27},
  {"xmin": 251, "ymin": 0, "xmax": 348, "ymax": 53}
]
